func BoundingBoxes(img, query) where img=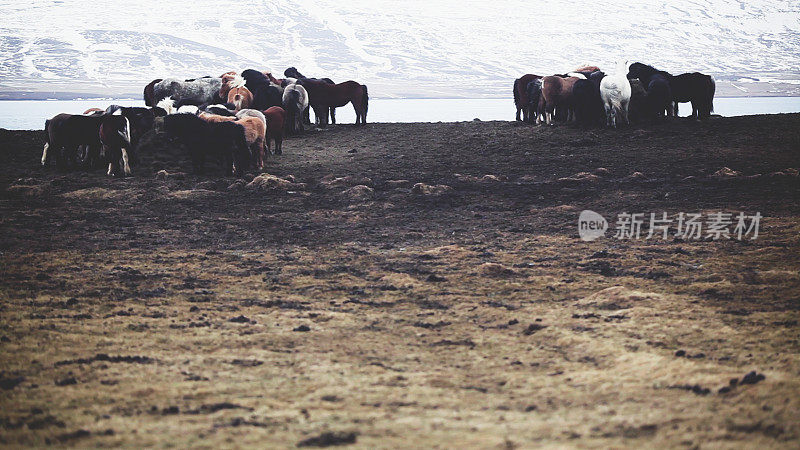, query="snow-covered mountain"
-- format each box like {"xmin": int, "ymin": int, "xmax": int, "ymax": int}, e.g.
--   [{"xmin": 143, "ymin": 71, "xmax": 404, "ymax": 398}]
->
[{"xmin": 1, "ymin": 0, "xmax": 799, "ymax": 98}]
